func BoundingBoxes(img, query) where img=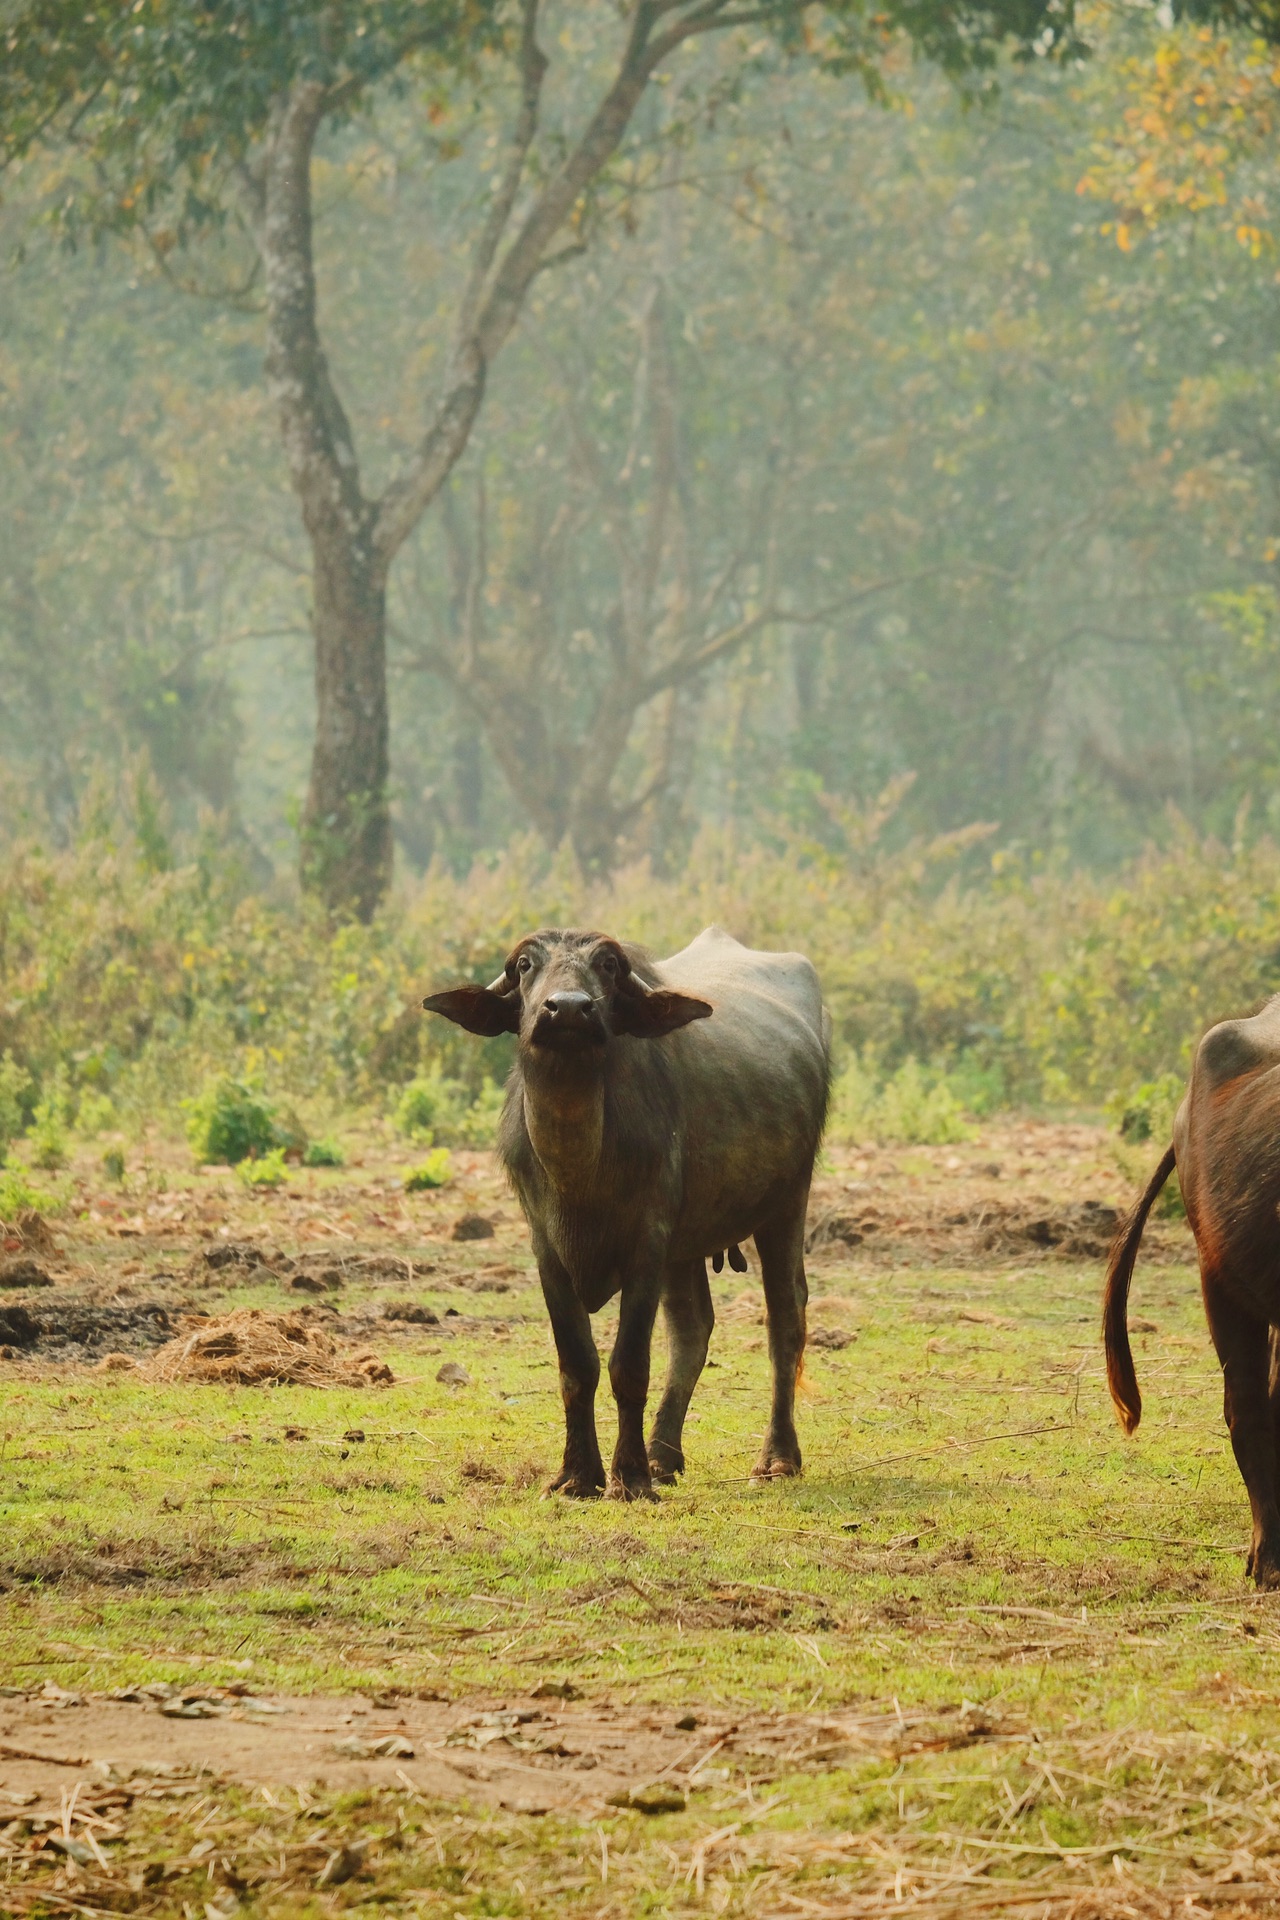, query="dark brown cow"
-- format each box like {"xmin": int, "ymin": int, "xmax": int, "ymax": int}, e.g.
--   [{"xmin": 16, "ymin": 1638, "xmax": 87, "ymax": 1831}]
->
[
  {"xmin": 424, "ymin": 925, "xmax": 830, "ymax": 1501},
  {"xmin": 1104, "ymin": 995, "xmax": 1280, "ymax": 1588}
]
